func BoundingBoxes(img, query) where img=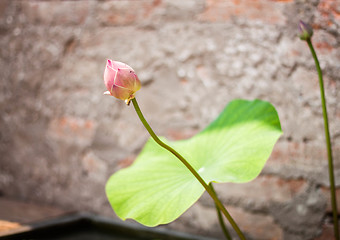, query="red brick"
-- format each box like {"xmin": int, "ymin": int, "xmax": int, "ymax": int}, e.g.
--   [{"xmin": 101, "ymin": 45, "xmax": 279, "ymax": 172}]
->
[
  {"xmin": 47, "ymin": 116, "xmax": 96, "ymax": 147},
  {"xmin": 197, "ymin": 0, "xmax": 292, "ymax": 24},
  {"xmin": 0, "ymin": 197, "xmax": 65, "ymax": 224},
  {"xmin": 314, "ymin": 223, "xmax": 338, "ymax": 240},
  {"xmin": 81, "ymin": 151, "xmax": 107, "ymax": 181},
  {"xmin": 320, "ymin": 187, "xmax": 340, "ymax": 214},
  {"xmin": 267, "ymin": 141, "xmax": 329, "ymax": 173},
  {"xmin": 0, "ymin": 0, "xmax": 10, "ymax": 22},
  {"xmin": 116, "ymin": 155, "xmax": 135, "ymax": 169},
  {"xmin": 96, "ymin": 0, "xmax": 161, "ymax": 26},
  {"xmin": 170, "ymin": 202, "xmax": 283, "ymax": 240},
  {"xmin": 0, "ymin": 220, "xmax": 25, "ymax": 234},
  {"xmin": 214, "ymin": 175, "xmax": 308, "ymax": 205},
  {"xmin": 315, "ymin": 41, "xmax": 334, "ymax": 52},
  {"xmin": 226, "ymin": 205, "xmax": 283, "ymax": 240},
  {"xmin": 317, "ymin": 0, "xmax": 340, "ymax": 27},
  {"xmin": 21, "ymin": 1, "xmax": 89, "ymax": 25},
  {"xmin": 166, "ymin": 128, "xmax": 198, "ymax": 141}
]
